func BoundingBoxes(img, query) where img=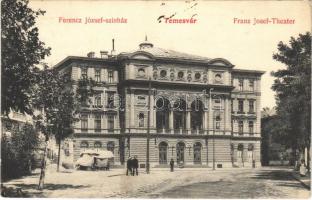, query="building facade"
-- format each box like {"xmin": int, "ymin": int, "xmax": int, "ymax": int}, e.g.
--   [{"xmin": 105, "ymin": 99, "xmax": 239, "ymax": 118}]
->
[{"xmin": 55, "ymin": 40, "xmax": 264, "ymax": 168}]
